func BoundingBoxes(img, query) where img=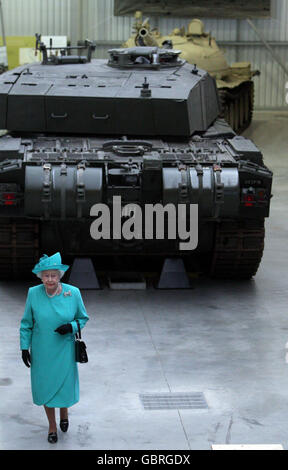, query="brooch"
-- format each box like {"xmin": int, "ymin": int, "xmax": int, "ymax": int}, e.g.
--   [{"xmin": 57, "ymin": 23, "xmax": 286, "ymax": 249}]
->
[{"xmin": 63, "ymin": 290, "xmax": 72, "ymax": 297}]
